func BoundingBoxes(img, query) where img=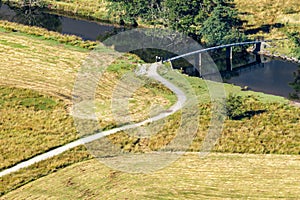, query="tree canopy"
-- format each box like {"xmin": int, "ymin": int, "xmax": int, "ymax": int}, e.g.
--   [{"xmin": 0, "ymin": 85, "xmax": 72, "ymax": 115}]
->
[
  {"xmin": 287, "ymin": 31, "xmax": 300, "ymax": 59},
  {"xmin": 108, "ymin": 0, "xmax": 246, "ymax": 46}
]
